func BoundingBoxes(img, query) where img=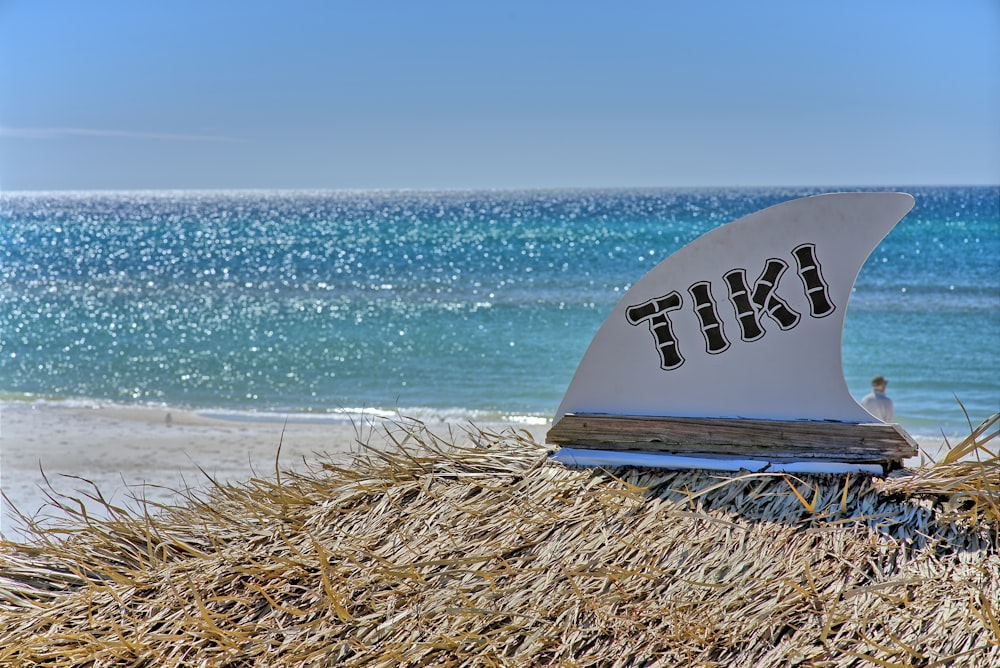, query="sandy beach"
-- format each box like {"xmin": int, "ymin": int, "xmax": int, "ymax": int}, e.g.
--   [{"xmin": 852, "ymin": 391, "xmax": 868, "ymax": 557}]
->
[
  {"xmin": 0, "ymin": 403, "xmax": 551, "ymax": 540},
  {"xmin": 2, "ymin": 401, "xmax": 954, "ymax": 541}
]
